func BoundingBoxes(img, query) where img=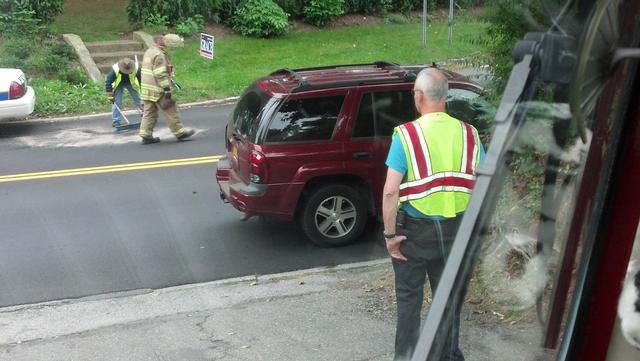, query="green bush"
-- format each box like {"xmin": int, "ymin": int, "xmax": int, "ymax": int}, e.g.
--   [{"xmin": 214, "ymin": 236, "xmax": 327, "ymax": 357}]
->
[
  {"xmin": 1, "ymin": 38, "xmax": 36, "ymax": 60},
  {"xmin": 220, "ymin": 0, "xmax": 246, "ymax": 23},
  {"xmin": 233, "ymin": 0, "xmax": 289, "ymax": 38},
  {"xmin": 175, "ymin": 15, "xmax": 204, "ymax": 37},
  {"xmin": 127, "ymin": 0, "xmax": 223, "ymax": 26},
  {"xmin": 344, "ymin": 0, "xmax": 390, "ymax": 14},
  {"xmin": 59, "ymin": 68, "xmax": 89, "ymax": 86},
  {"xmin": 0, "ymin": 54, "xmax": 24, "ymax": 68},
  {"xmin": 0, "ymin": 0, "xmax": 63, "ymax": 25},
  {"xmin": 389, "ymin": 0, "xmax": 418, "ymax": 14},
  {"xmin": 22, "ymin": 40, "xmax": 77, "ymax": 78},
  {"xmin": 304, "ymin": 0, "xmax": 344, "ymax": 27},
  {"xmin": 143, "ymin": 13, "xmax": 168, "ymax": 34},
  {"xmin": 0, "ymin": 7, "xmax": 43, "ymax": 39},
  {"xmin": 48, "ymin": 42, "xmax": 76, "ymax": 60},
  {"xmin": 274, "ymin": 0, "xmax": 306, "ymax": 17},
  {"xmin": 26, "ymin": 53, "xmax": 68, "ymax": 76}
]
